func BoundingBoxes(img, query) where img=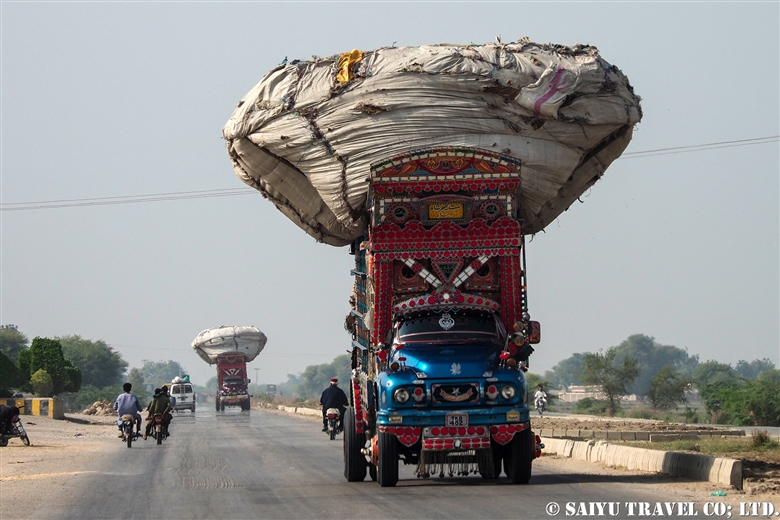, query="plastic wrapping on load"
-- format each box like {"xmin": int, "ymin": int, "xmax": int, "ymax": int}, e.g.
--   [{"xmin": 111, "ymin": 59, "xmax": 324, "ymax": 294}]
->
[
  {"xmin": 191, "ymin": 325, "xmax": 267, "ymax": 365},
  {"xmin": 223, "ymin": 40, "xmax": 642, "ymax": 246}
]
